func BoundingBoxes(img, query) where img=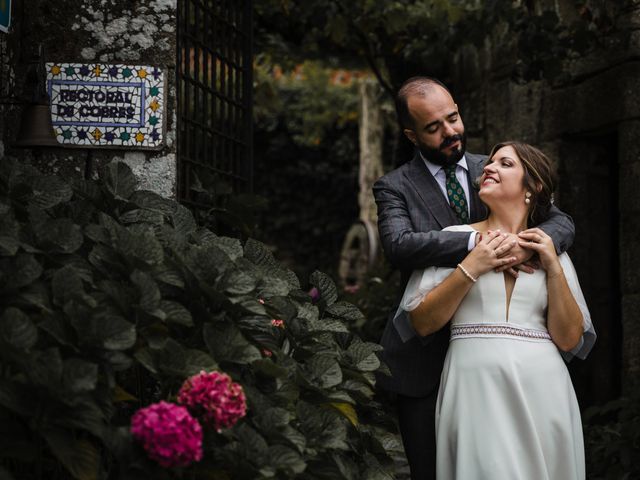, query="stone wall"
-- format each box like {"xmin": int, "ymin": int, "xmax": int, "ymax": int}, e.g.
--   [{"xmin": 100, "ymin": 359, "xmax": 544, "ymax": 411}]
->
[
  {"xmin": 0, "ymin": 0, "xmax": 178, "ymax": 196},
  {"xmin": 452, "ymin": 1, "xmax": 640, "ymax": 397}
]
